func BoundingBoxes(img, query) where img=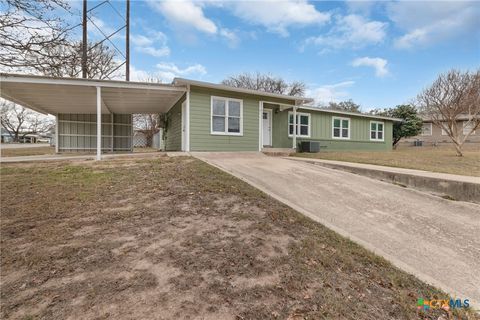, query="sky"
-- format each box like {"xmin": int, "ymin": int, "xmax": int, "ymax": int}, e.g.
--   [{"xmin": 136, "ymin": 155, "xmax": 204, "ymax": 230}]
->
[{"xmin": 51, "ymin": 1, "xmax": 480, "ymax": 109}]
